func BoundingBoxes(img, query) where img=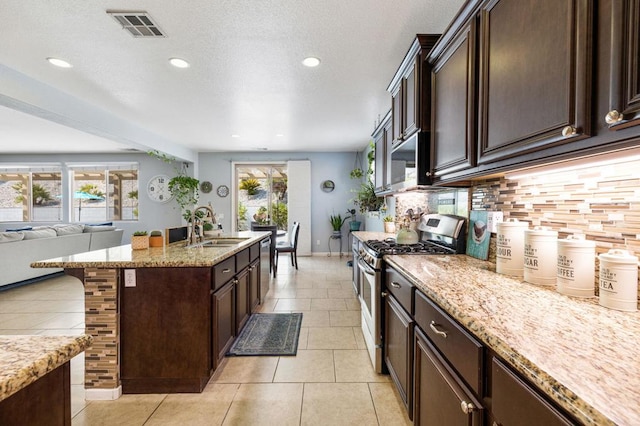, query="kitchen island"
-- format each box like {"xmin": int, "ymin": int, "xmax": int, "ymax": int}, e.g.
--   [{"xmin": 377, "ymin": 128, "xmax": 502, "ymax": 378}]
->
[
  {"xmin": 0, "ymin": 334, "xmax": 92, "ymax": 425},
  {"xmin": 385, "ymin": 254, "xmax": 639, "ymax": 426},
  {"xmin": 30, "ymin": 231, "xmax": 270, "ymax": 400}
]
